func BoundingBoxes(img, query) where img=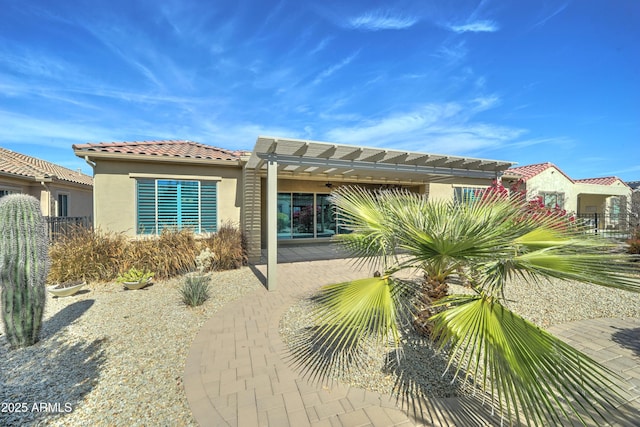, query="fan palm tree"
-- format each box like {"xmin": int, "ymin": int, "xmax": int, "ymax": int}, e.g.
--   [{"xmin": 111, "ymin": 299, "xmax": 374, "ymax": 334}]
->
[{"xmin": 295, "ymin": 185, "xmax": 640, "ymax": 426}]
